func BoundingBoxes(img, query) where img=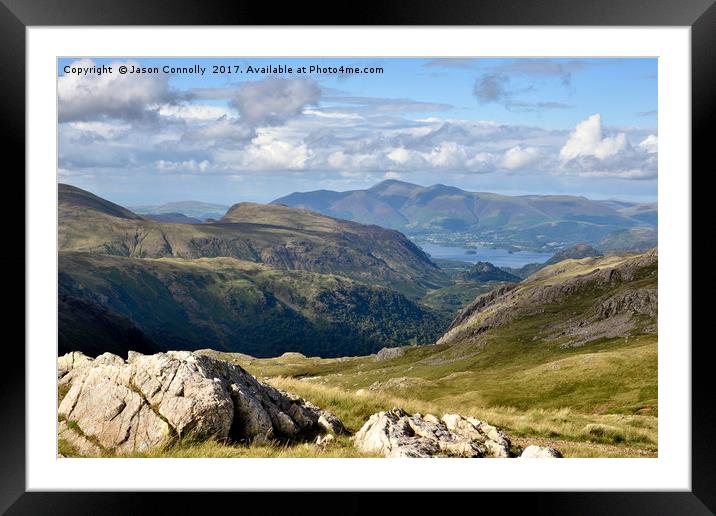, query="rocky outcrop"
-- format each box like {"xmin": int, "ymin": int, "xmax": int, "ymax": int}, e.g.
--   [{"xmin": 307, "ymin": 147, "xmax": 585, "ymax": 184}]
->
[
  {"xmin": 438, "ymin": 249, "xmax": 657, "ymax": 347},
  {"xmin": 462, "ymin": 261, "xmax": 521, "ymax": 283},
  {"xmin": 57, "ymin": 350, "xmax": 344, "ymax": 455},
  {"xmin": 375, "ymin": 347, "xmax": 405, "ymax": 362},
  {"xmin": 353, "ymin": 408, "xmax": 520, "ymax": 458},
  {"xmin": 595, "ymin": 288, "xmax": 657, "ymax": 319},
  {"xmin": 518, "ymin": 445, "xmax": 563, "ymax": 458},
  {"xmin": 441, "ymin": 284, "xmax": 518, "ymax": 339}
]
